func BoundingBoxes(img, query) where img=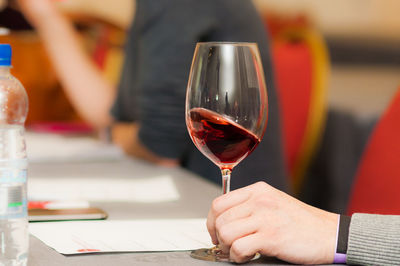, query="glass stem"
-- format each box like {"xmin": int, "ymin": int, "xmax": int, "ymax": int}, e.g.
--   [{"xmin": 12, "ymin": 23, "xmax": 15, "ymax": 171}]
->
[{"xmin": 221, "ymin": 169, "xmax": 232, "ymax": 194}]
